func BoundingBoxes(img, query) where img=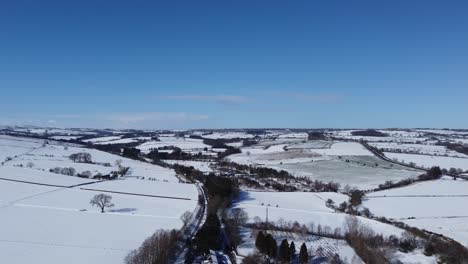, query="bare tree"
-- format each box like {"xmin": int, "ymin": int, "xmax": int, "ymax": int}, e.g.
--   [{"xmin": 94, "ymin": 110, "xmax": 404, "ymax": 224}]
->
[
  {"xmin": 90, "ymin": 193, "xmax": 114, "ymax": 213},
  {"xmin": 180, "ymin": 211, "xmax": 193, "ymax": 227},
  {"xmin": 125, "ymin": 229, "xmax": 182, "ymax": 264},
  {"xmin": 79, "ymin": 171, "xmax": 93, "ymax": 178},
  {"xmin": 60, "ymin": 167, "xmax": 76, "ymax": 176},
  {"xmin": 115, "ymin": 159, "xmax": 130, "ymax": 177},
  {"xmin": 115, "ymin": 159, "xmax": 123, "ymax": 168}
]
